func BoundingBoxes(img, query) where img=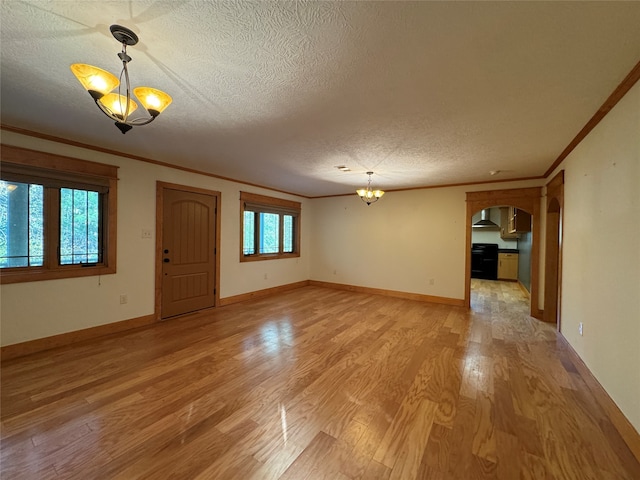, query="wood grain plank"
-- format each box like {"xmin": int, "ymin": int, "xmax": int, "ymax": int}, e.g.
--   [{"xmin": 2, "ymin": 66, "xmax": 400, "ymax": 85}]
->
[
  {"xmin": 1, "ymin": 282, "xmax": 638, "ymax": 479},
  {"xmin": 278, "ymin": 431, "xmax": 336, "ymax": 480}
]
